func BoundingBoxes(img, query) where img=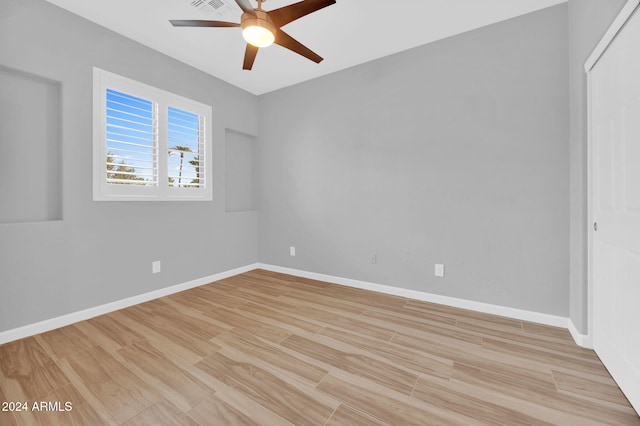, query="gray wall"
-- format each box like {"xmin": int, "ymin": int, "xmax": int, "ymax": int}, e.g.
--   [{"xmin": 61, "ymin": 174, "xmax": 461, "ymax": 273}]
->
[
  {"xmin": 0, "ymin": 0, "xmax": 259, "ymax": 333},
  {"xmin": 567, "ymin": 0, "xmax": 628, "ymax": 334},
  {"xmin": 3, "ymin": 0, "xmax": 614, "ymax": 334},
  {"xmin": 258, "ymin": 5, "xmax": 570, "ymax": 316}
]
